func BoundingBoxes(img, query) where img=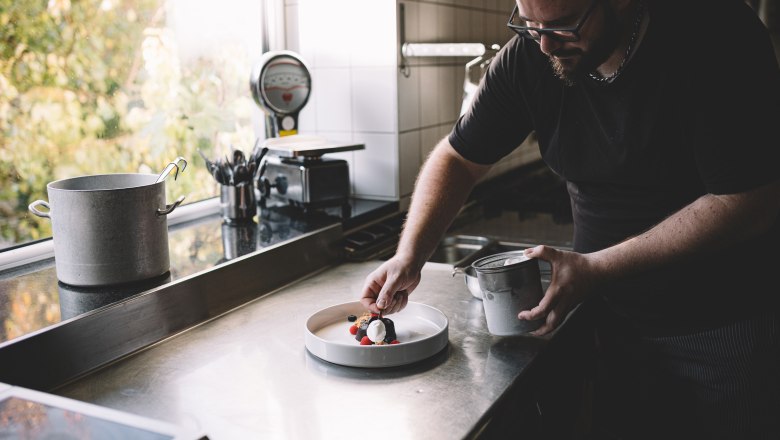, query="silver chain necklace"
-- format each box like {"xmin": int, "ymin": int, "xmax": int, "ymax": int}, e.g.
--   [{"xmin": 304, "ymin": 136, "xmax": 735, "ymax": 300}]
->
[{"xmin": 589, "ymin": 0, "xmax": 646, "ymax": 84}]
